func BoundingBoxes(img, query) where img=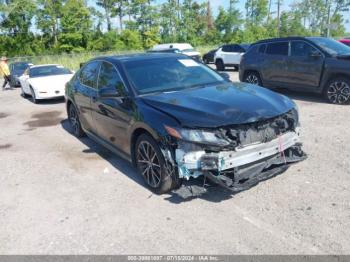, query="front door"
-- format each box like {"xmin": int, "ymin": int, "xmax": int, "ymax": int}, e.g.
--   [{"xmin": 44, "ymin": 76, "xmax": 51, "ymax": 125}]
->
[
  {"xmin": 285, "ymin": 40, "xmax": 324, "ymax": 88},
  {"xmin": 92, "ymin": 61, "xmax": 133, "ymax": 154}
]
